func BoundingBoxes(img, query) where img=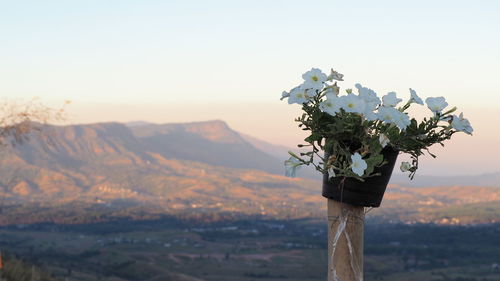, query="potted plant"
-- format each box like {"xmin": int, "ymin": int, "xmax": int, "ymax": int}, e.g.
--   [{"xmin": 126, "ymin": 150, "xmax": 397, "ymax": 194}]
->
[{"xmin": 281, "ymin": 67, "xmax": 473, "ymax": 207}]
